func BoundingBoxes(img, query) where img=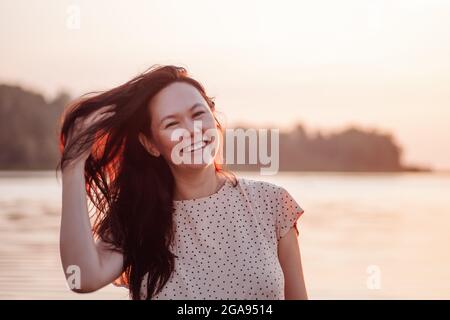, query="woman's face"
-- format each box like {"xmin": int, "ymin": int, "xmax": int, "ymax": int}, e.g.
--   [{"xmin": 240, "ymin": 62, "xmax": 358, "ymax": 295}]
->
[{"xmin": 139, "ymin": 81, "xmax": 220, "ymax": 169}]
